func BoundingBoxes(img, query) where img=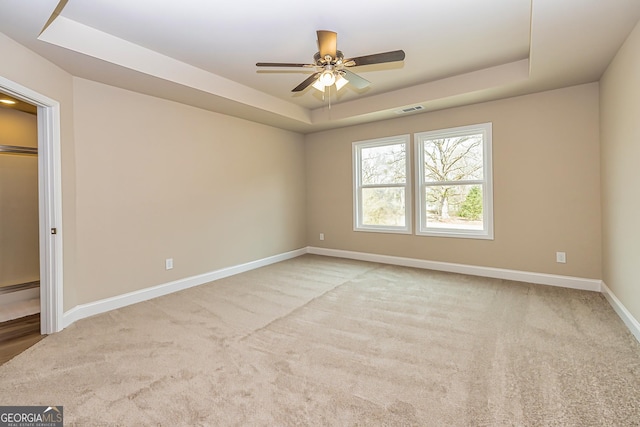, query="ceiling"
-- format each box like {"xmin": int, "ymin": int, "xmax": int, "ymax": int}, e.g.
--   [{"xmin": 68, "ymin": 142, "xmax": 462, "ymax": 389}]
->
[{"xmin": 1, "ymin": 0, "xmax": 639, "ymax": 133}]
